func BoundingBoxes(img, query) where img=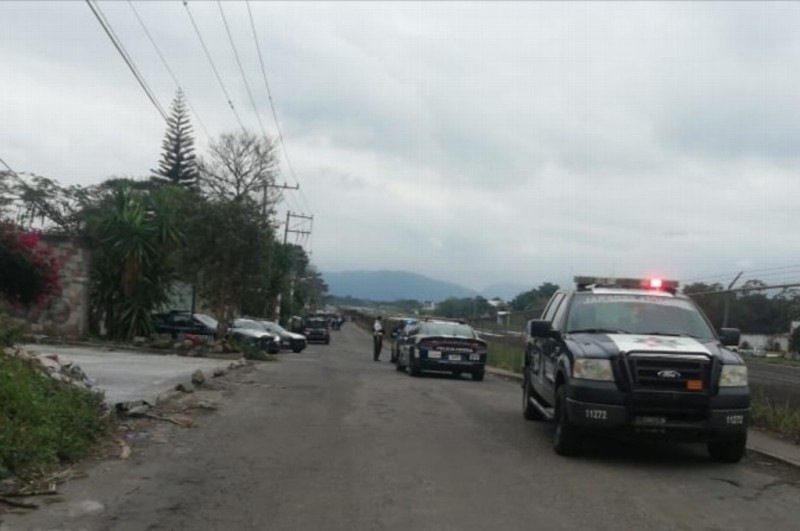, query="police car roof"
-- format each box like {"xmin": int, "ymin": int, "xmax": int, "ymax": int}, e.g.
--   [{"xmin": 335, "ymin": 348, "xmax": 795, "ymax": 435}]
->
[{"xmin": 583, "ymin": 287, "xmax": 676, "ymax": 297}]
